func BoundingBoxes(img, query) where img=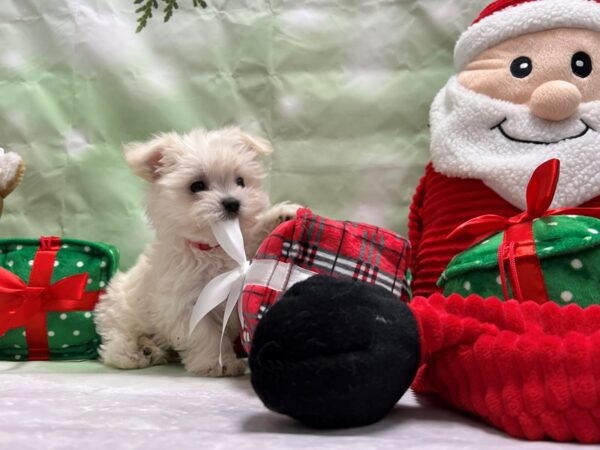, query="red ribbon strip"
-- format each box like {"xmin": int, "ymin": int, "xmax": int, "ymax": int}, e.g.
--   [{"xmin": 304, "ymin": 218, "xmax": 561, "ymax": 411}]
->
[
  {"xmin": 0, "ymin": 236, "xmax": 101, "ymax": 360},
  {"xmin": 449, "ymin": 159, "xmax": 600, "ymax": 304}
]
